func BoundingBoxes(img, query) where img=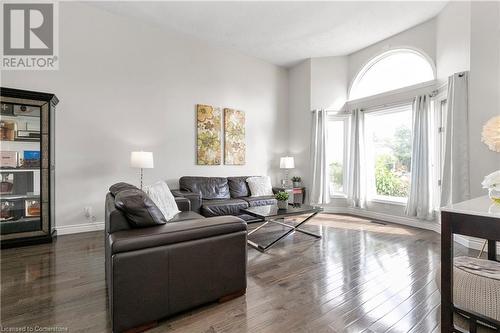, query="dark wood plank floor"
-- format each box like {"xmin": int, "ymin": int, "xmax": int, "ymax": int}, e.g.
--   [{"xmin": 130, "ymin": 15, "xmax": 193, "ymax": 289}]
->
[{"xmin": 0, "ymin": 213, "xmax": 475, "ymax": 332}]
